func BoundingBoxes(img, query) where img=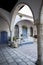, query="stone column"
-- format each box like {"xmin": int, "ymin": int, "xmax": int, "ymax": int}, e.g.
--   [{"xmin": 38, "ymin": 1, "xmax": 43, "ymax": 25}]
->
[
  {"xmin": 36, "ymin": 24, "xmax": 43, "ymax": 65},
  {"xmin": 10, "ymin": 30, "xmax": 12, "ymax": 41},
  {"xmin": 10, "ymin": 27, "xmax": 12, "ymax": 41},
  {"xmin": 19, "ymin": 25, "xmax": 22, "ymax": 39},
  {"xmin": 11, "ymin": 28, "xmax": 14, "ymax": 42},
  {"xmin": 27, "ymin": 28, "xmax": 30, "ymax": 37}
]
